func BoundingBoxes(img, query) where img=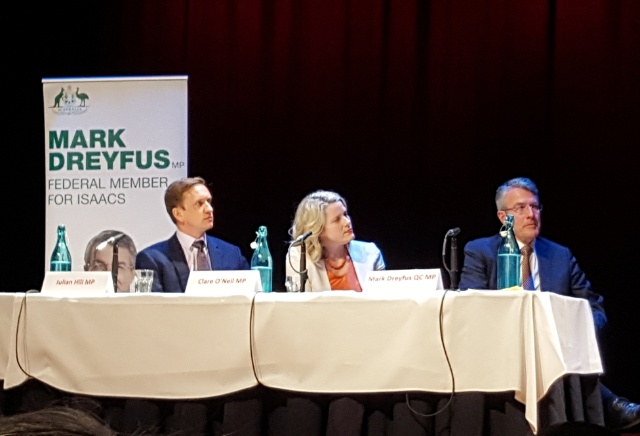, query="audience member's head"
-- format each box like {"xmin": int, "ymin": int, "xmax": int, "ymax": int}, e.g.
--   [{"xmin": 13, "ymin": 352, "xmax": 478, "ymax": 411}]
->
[{"xmin": 0, "ymin": 405, "xmax": 117, "ymax": 436}]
